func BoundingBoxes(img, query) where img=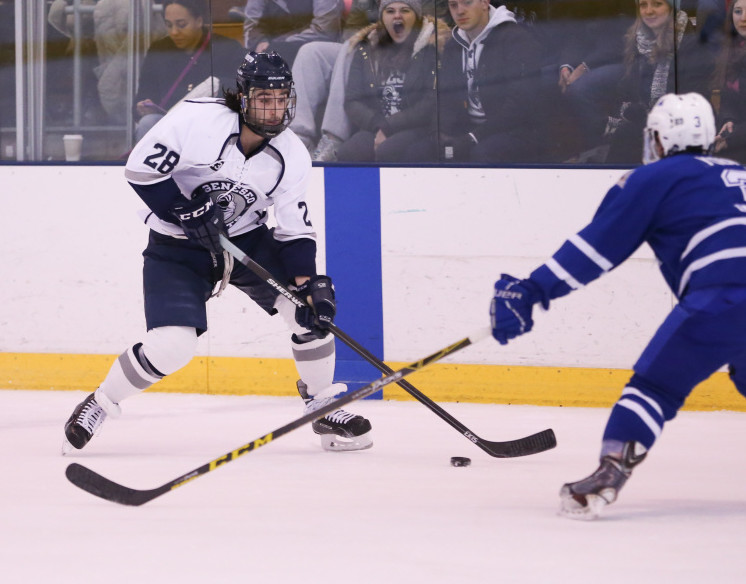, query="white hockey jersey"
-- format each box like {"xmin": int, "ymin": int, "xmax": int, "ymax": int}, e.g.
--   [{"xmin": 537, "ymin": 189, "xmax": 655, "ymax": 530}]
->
[{"xmin": 124, "ymin": 98, "xmax": 316, "ymax": 245}]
